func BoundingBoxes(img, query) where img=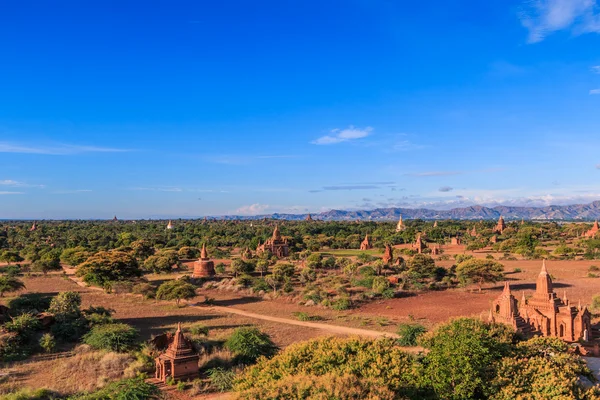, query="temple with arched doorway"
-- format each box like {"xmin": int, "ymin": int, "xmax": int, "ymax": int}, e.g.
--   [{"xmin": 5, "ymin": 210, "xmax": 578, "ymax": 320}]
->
[{"xmin": 490, "ymin": 261, "xmax": 593, "ymax": 342}]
